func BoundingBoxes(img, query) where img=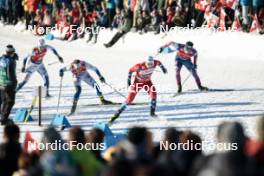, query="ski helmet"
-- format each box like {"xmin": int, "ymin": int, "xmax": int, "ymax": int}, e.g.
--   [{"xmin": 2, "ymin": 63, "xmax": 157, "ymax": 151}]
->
[
  {"xmin": 185, "ymin": 41, "xmax": 194, "ymax": 49},
  {"xmin": 38, "ymin": 38, "xmax": 46, "ymax": 48},
  {"xmin": 146, "ymin": 56, "xmax": 154, "ymax": 67},
  {"xmin": 74, "ymin": 59, "xmax": 81, "ymax": 64}
]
